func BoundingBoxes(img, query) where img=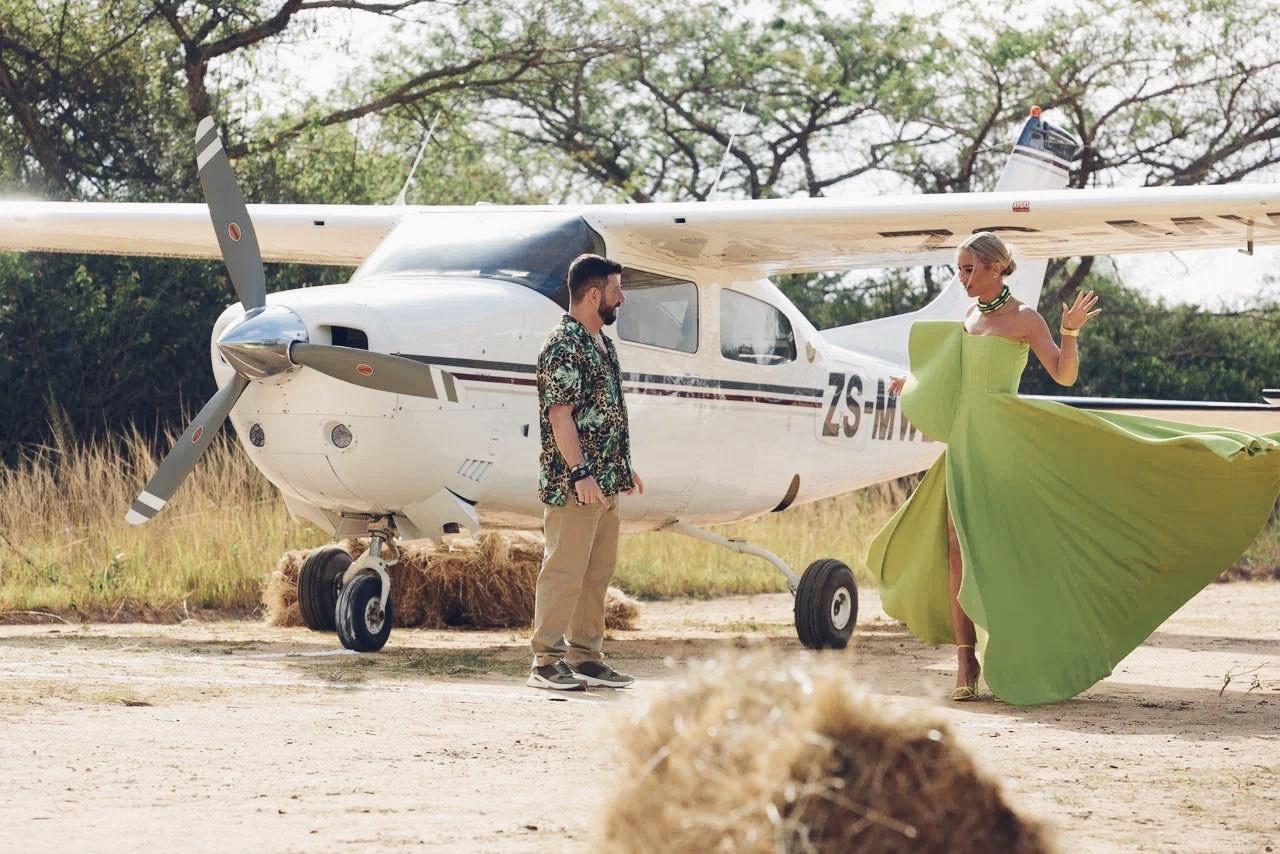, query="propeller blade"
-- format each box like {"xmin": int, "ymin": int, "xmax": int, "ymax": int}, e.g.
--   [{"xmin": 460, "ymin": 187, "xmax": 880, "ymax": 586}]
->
[
  {"xmin": 290, "ymin": 343, "xmax": 461, "ymax": 401},
  {"xmin": 125, "ymin": 374, "xmax": 250, "ymax": 525},
  {"xmin": 195, "ymin": 116, "xmax": 266, "ymax": 312}
]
